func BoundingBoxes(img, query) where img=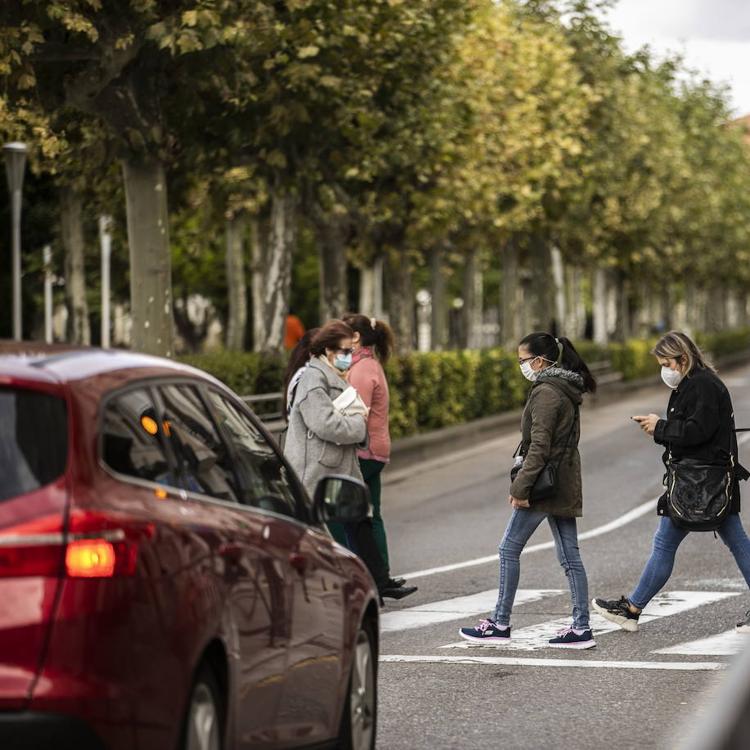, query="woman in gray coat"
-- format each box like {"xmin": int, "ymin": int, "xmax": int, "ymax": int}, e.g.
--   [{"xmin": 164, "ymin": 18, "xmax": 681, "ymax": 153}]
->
[
  {"xmin": 284, "ymin": 319, "xmax": 367, "ymax": 494},
  {"xmin": 284, "ymin": 320, "xmax": 392, "ymax": 596}
]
